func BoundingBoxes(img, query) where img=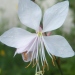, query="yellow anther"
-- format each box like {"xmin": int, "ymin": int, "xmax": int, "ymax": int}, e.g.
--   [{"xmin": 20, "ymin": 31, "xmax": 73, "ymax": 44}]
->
[
  {"xmin": 25, "ymin": 62, "xmax": 32, "ymax": 68},
  {"xmin": 52, "ymin": 55, "xmax": 56, "ymax": 60},
  {"xmin": 42, "ymin": 61, "xmax": 49, "ymax": 74},
  {"xmin": 32, "ymin": 60, "xmax": 38, "ymax": 68},
  {"xmin": 52, "ymin": 58, "xmax": 55, "ymax": 66}
]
